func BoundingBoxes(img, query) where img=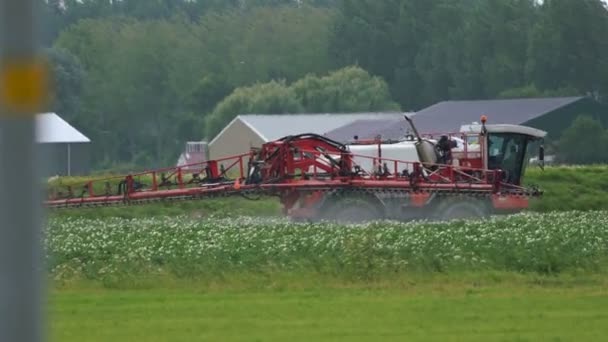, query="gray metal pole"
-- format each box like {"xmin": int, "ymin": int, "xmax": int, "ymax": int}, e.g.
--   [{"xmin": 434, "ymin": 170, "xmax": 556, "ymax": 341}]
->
[
  {"xmin": 68, "ymin": 143, "xmax": 71, "ymax": 176},
  {"xmin": 0, "ymin": 0, "xmax": 46, "ymax": 341}
]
